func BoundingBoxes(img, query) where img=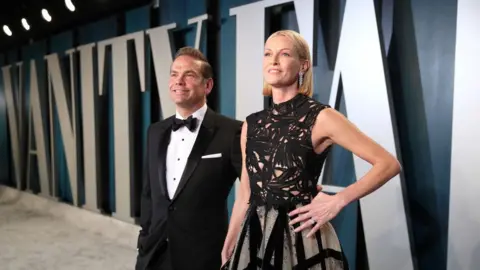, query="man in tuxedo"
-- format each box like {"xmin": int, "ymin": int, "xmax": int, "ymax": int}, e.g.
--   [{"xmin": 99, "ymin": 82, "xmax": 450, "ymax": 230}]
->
[{"xmin": 135, "ymin": 47, "xmax": 242, "ymax": 270}]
